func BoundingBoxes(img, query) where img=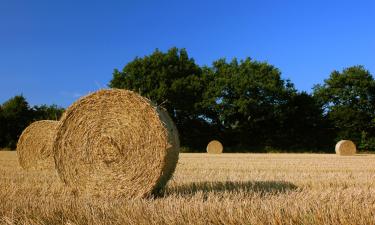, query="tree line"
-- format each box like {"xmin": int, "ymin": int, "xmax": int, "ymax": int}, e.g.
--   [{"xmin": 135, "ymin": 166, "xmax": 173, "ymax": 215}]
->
[
  {"xmin": 110, "ymin": 47, "xmax": 375, "ymax": 152},
  {"xmin": 1, "ymin": 47, "xmax": 374, "ymax": 152},
  {"xmin": 0, "ymin": 96, "xmax": 64, "ymax": 149}
]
